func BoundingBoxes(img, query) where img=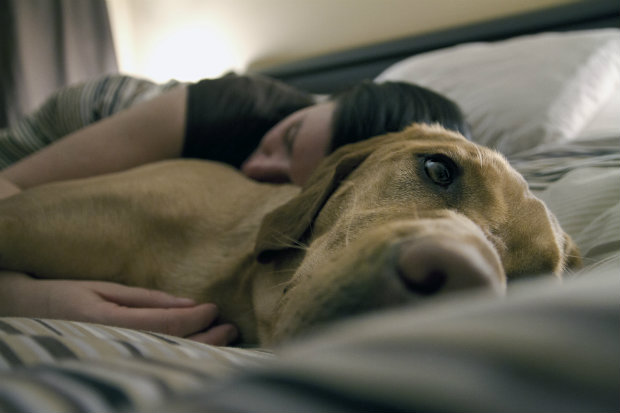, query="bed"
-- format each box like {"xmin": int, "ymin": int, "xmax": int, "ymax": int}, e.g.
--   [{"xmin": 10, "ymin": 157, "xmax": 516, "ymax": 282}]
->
[{"xmin": 0, "ymin": 1, "xmax": 618, "ymax": 412}]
